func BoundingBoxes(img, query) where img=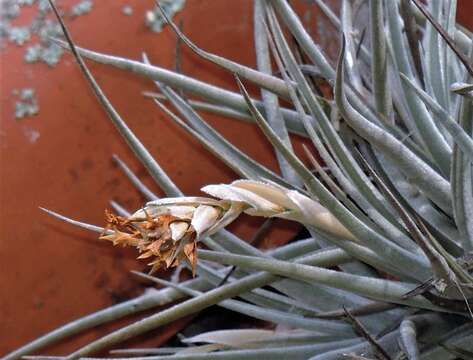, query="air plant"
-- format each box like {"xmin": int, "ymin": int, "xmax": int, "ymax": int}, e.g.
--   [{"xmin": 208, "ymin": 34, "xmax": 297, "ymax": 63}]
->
[{"xmin": 5, "ymin": 0, "xmax": 473, "ymax": 359}]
